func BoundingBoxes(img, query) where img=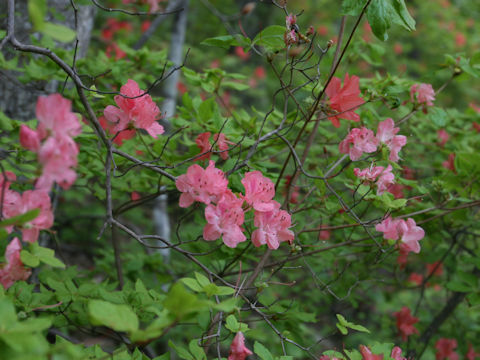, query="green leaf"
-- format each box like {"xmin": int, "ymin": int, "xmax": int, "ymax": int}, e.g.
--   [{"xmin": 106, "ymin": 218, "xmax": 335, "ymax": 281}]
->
[
  {"xmin": 254, "ymin": 341, "xmax": 274, "ymax": 360},
  {"xmin": 392, "ymin": 0, "xmax": 415, "ymax": 31},
  {"xmin": 429, "ymin": 107, "xmax": 448, "ymax": 127},
  {"xmin": 0, "ymin": 111, "xmax": 13, "ymax": 131},
  {"xmin": 20, "ymin": 250, "xmax": 40, "ymax": 268},
  {"xmin": 342, "ymin": 0, "xmax": 368, "ymax": 15},
  {"xmin": 169, "ymin": 340, "xmax": 195, "ymax": 360},
  {"xmin": 33, "ymin": 244, "xmax": 65, "ymax": 268},
  {"xmin": 336, "ymin": 323, "xmax": 348, "ymax": 335},
  {"xmin": 0, "ymin": 298, "xmax": 17, "ymax": 329},
  {"xmin": 189, "ymin": 339, "xmax": 207, "ymax": 360},
  {"xmin": 181, "ymin": 278, "xmax": 203, "ymax": 292},
  {"xmin": 252, "ymin": 25, "xmax": 286, "ymax": 52},
  {"xmin": 222, "ymin": 81, "xmax": 250, "ymax": 91},
  {"xmin": 28, "ymin": 0, "xmax": 47, "ymax": 30},
  {"xmin": 201, "ymin": 35, "xmax": 251, "ymax": 49},
  {"xmin": 194, "ymin": 272, "xmax": 210, "ymax": 288},
  {"xmin": 367, "ymin": 0, "xmax": 391, "ymax": 41},
  {"xmin": 41, "ymin": 23, "xmax": 76, "ymax": 43},
  {"xmin": 0, "ymin": 208, "xmax": 40, "ymax": 228},
  {"xmin": 88, "ymin": 300, "xmax": 139, "ymax": 333}
]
